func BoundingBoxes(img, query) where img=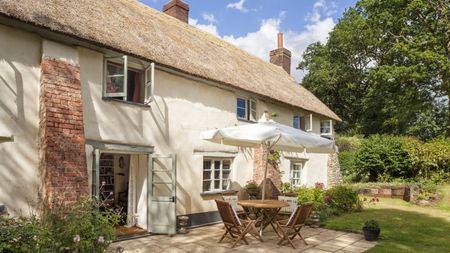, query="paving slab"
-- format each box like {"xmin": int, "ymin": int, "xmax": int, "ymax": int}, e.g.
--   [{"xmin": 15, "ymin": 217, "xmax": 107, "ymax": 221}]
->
[{"xmin": 110, "ymin": 224, "xmax": 377, "ymax": 253}]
